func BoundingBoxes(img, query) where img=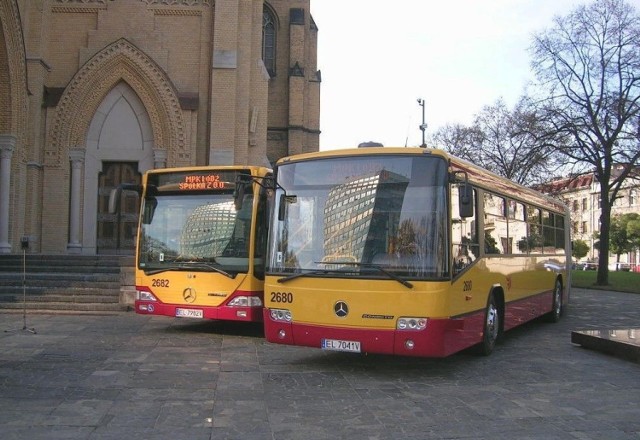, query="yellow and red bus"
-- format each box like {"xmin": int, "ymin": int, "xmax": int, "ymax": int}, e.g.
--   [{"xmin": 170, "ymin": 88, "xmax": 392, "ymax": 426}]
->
[
  {"xmin": 263, "ymin": 148, "xmax": 570, "ymax": 357},
  {"xmin": 112, "ymin": 166, "xmax": 271, "ymax": 322}
]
